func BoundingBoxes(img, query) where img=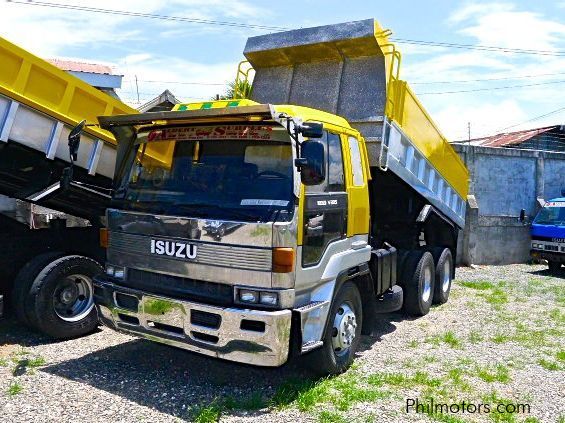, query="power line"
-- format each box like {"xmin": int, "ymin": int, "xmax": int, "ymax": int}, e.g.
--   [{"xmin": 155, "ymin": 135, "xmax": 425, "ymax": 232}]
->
[
  {"xmin": 122, "ymin": 79, "xmax": 226, "ymax": 86},
  {"xmin": 411, "ymin": 71, "xmax": 565, "ymax": 85},
  {"xmin": 390, "ymin": 38, "xmax": 565, "ymax": 57},
  {"xmin": 416, "ymin": 80, "xmax": 565, "ymax": 95},
  {"xmin": 493, "ymin": 107, "xmax": 565, "ymax": 134},
  {"xmin": 5, "ymin": 0, "xmax": 288, "ymax": 31},
  {"xmin": 8, "ymin": 0, "xmax": 565, "ymax": 57}
]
